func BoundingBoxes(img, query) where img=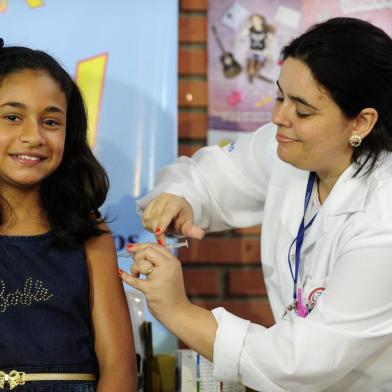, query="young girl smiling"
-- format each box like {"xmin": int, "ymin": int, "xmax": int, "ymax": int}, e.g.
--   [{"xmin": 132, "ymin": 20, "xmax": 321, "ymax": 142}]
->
[{"xmin": 0, "ymin": 44, "xmax": 136, "ymax": 391}]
